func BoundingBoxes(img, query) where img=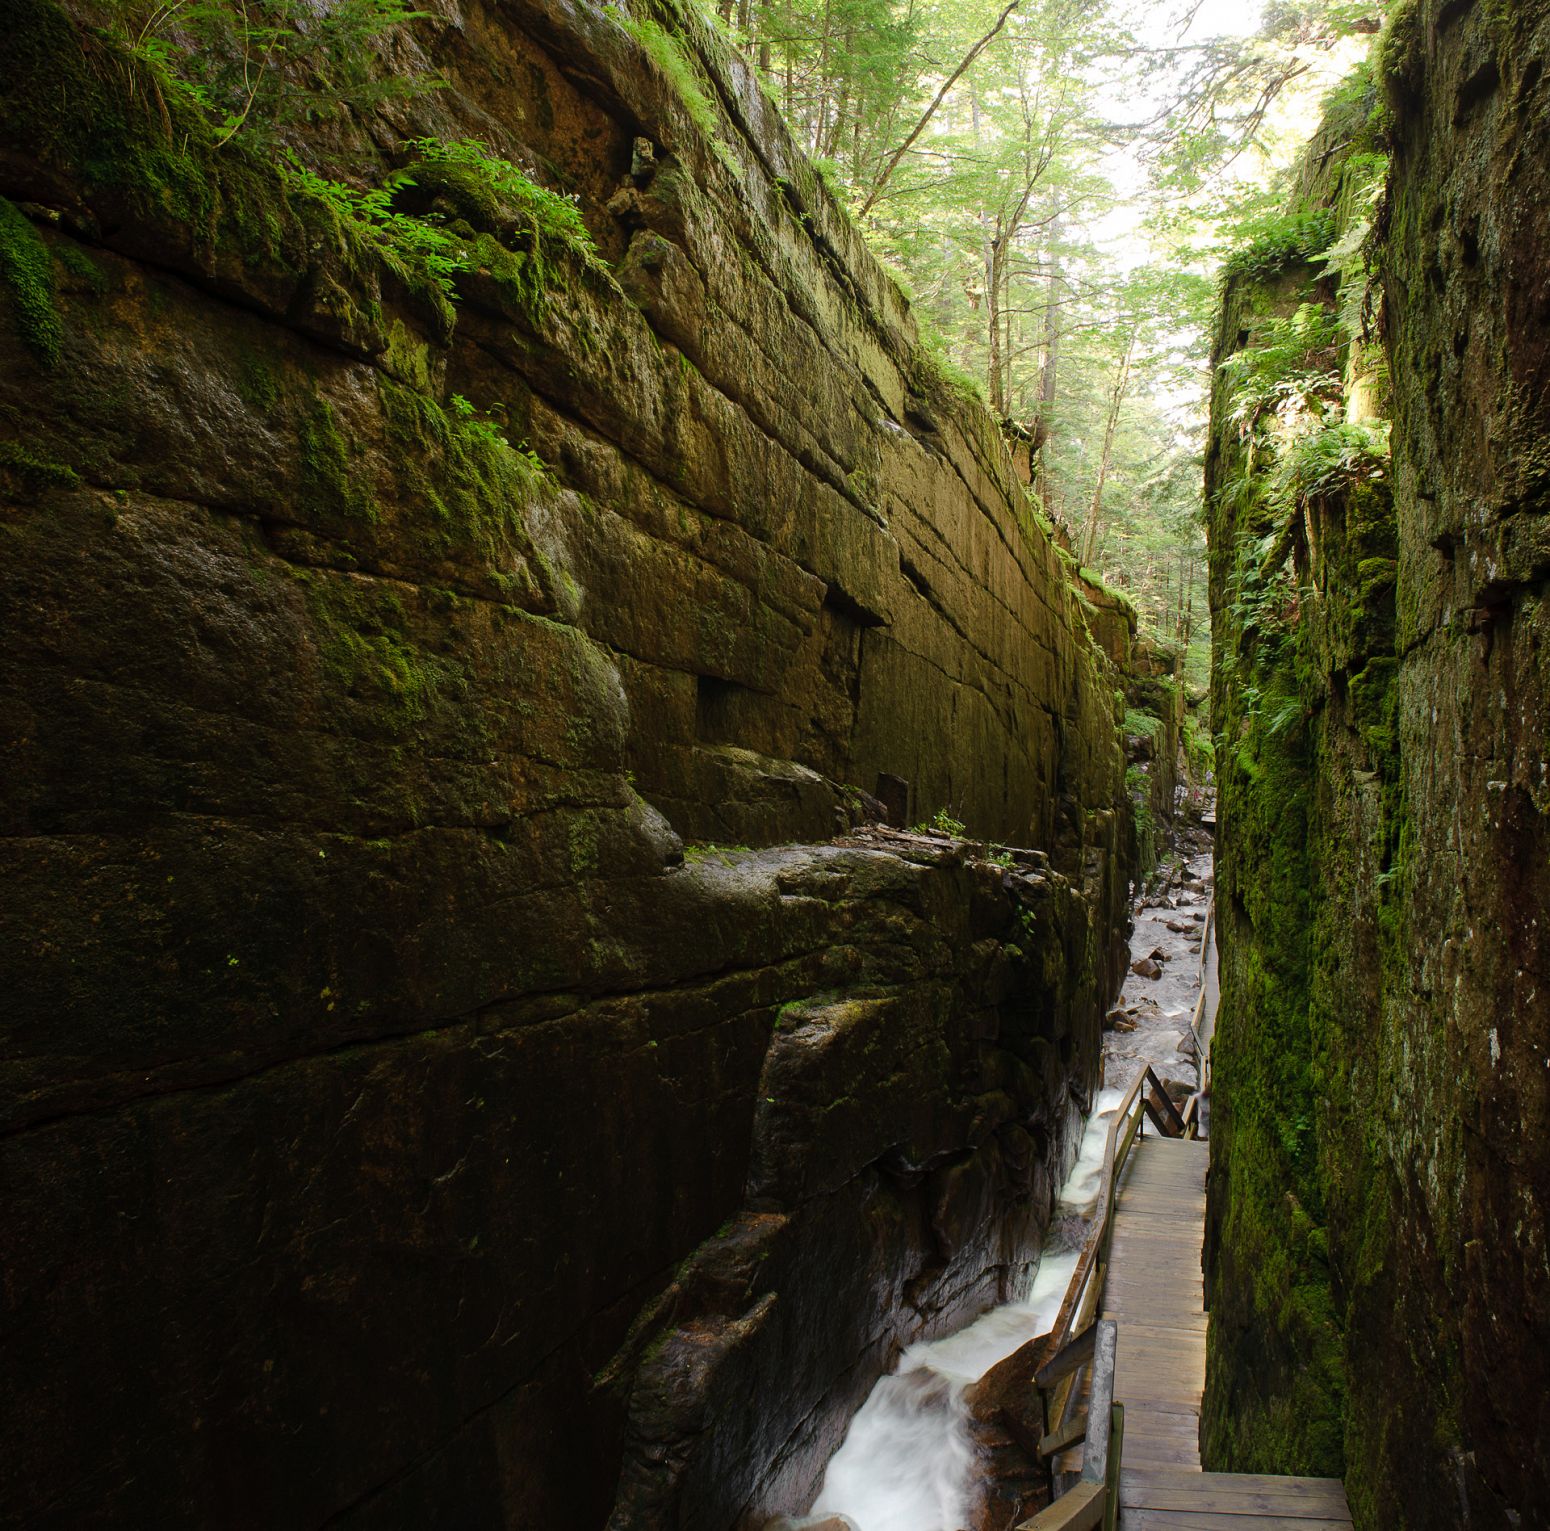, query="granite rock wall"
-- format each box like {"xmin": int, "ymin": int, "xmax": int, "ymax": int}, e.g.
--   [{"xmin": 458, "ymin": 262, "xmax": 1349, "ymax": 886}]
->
[
  {"xmin": 1202, "ymin": 9, "xmax": 1550, "ymax": 1524},
  {"xmin": 0, "ymin": 0, "xmax": 1138, "ymax": 1525}
]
